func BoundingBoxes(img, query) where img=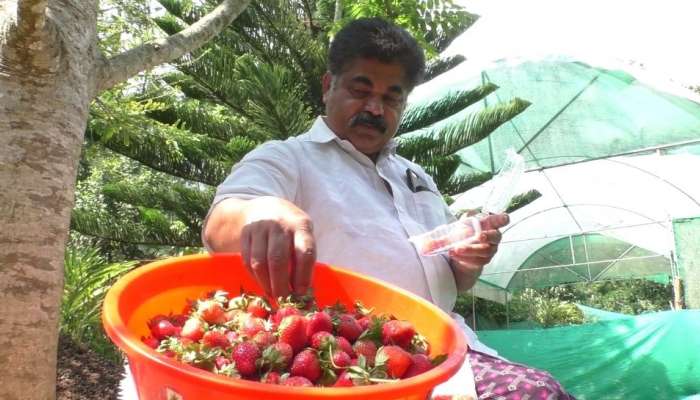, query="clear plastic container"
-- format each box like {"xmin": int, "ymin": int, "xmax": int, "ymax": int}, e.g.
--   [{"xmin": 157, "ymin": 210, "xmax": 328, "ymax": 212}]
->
[
  {"xmin": 410, "ymin": 149, "xmax": 525, "ymax": 256},
  {"xmin": 409, "ymin": 217, "xmax": 482, "ymax": 256}
]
